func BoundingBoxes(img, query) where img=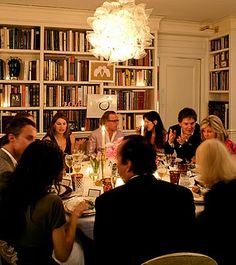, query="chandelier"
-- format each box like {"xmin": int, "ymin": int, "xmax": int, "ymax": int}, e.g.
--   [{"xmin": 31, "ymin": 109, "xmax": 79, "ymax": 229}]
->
[{"xmin": 87, "ymin": 0, "xmax": 154, "ymax": 63}]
